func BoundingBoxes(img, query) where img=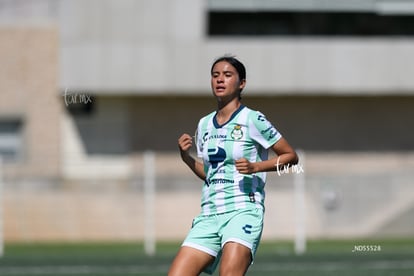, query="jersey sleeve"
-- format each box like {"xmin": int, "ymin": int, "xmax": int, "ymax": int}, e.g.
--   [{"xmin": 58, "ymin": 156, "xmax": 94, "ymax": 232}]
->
[
  {"xmin": 248, "ymin": 111, "xmax": 282, "ymax": 149},
  {"xmin": 196, "ymin": 121, "xmax": 204, "ymax": 158}
]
